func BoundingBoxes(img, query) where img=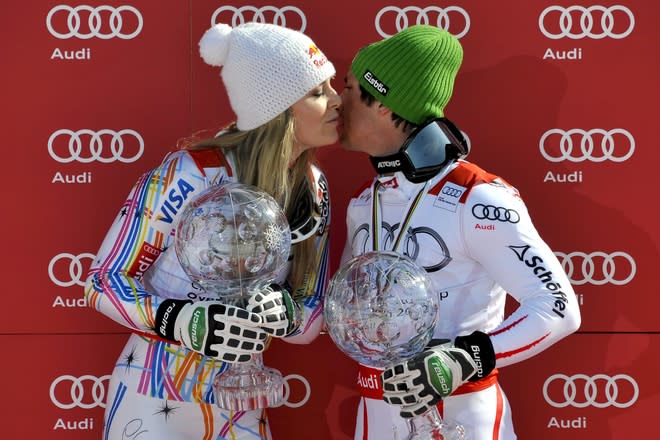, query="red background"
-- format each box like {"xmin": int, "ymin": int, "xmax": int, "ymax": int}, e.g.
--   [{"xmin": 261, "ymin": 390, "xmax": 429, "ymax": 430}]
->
[{"xmin": 2, "ymin": 1, "xmax": 658, "ymax": 438}]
